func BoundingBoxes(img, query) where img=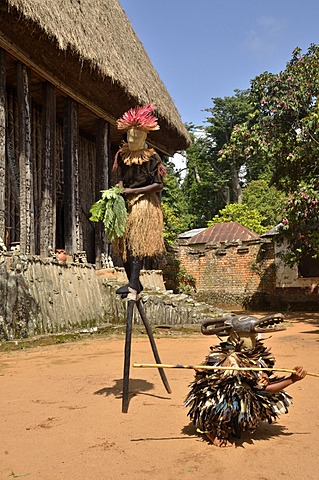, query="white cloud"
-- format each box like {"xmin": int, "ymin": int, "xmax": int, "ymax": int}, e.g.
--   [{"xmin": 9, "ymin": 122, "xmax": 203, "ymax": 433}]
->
[{"xmin": 244, "ymin": 16, "xmax": 288, "ymax": 56}]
